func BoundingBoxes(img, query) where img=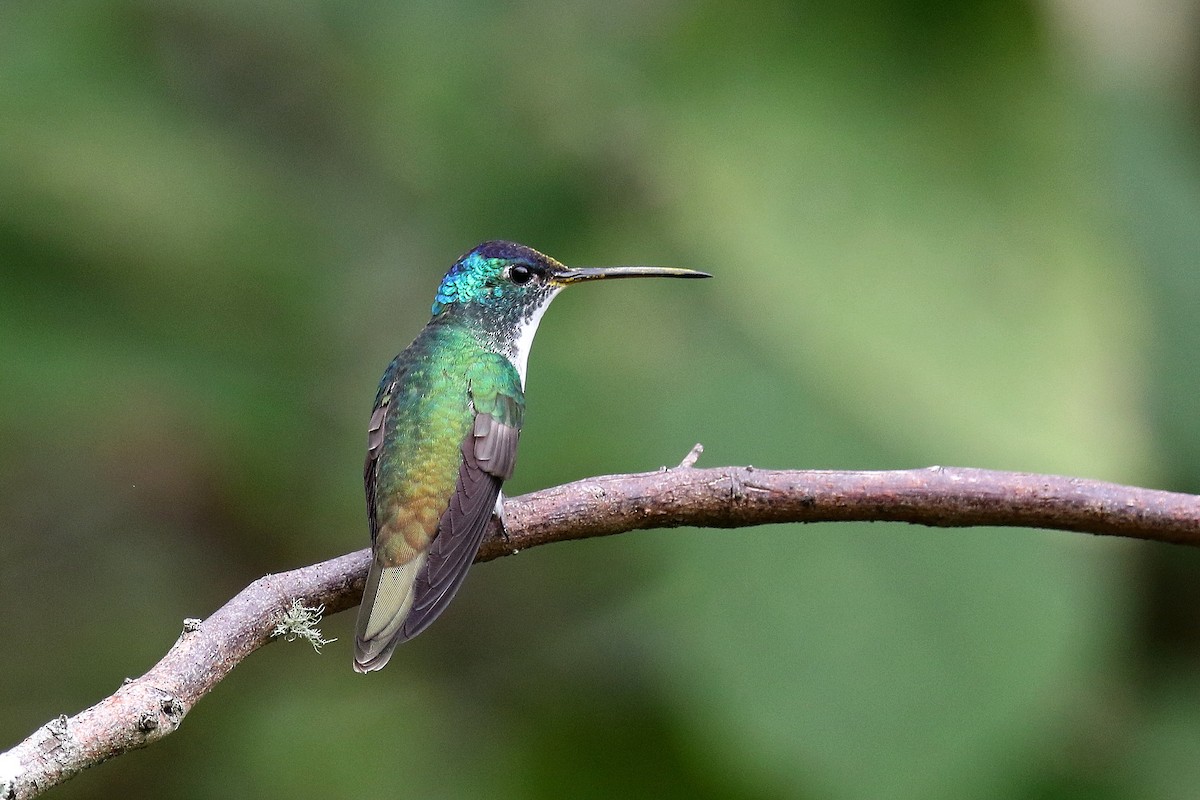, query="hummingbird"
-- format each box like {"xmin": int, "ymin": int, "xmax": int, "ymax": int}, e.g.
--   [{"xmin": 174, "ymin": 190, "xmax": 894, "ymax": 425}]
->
[{"xmin": 353, "ymin": 240, "xmax": 709, "ymax": 672}]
